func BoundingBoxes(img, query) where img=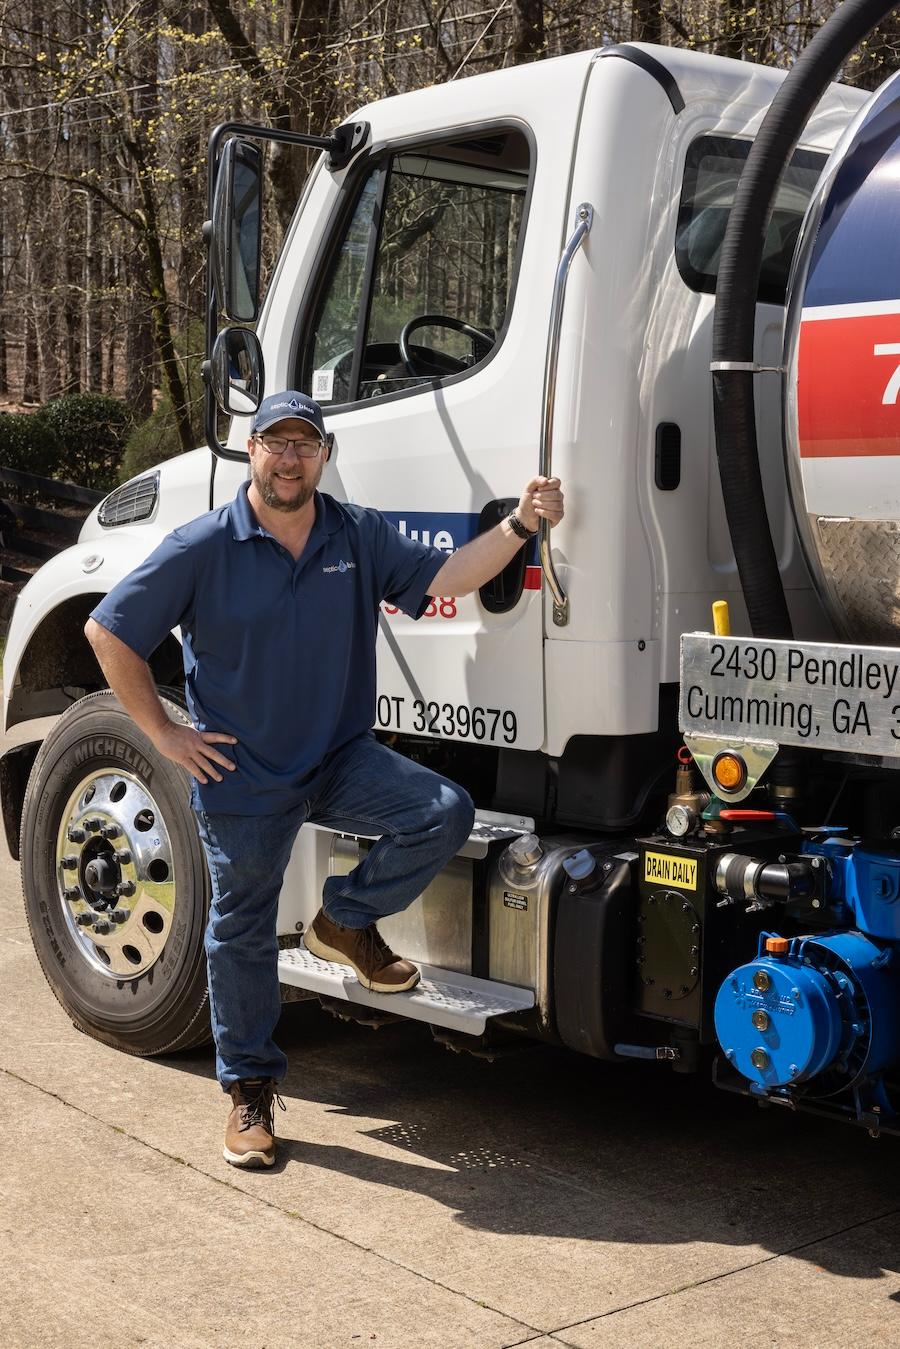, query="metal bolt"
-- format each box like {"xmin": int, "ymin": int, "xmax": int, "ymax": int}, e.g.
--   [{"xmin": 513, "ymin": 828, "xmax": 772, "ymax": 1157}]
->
[
  {"xmin": 67, "ymin": 827, "xmax": 85, "ymax": 844},
  {"xmin": 115, "ymin": 850, "xmax": 132, "ymax": 865},
  {"xmin": 109, "ymin": 910, "xmax": 128, "ymax": 924},
  {"xmin": 84, "ymin": 818, "xmax": 102, "ymax": 833},
  {"xmin": 789, "ymin": 1063, "xmax": 799, "ymax": 1078},
  {"xmin": 663, "ymin": 988, "xmax": 672, "ymax": 999},
  {"xmin": 752, "ymin": 1009, "xmax": 770, "ymax": 1031},
  {"xmin": 63, "ymin": 886, "xmax": 81, "ymax": 901},
  {"xmin": 101, "ymin": 824, "xmax": 121, "ymax": 840},
  {"xmin": 811, "ymin": 856, "xmax": 821, "ymax": 869},
  {"xmin": 691, "ymin": 945, "xmax": 699, "ymax": 957},
  {"xmin": 682, "ymin": 902, "xmax": 691, "ymax": 913},
  {"xmin": 791, "ymin": 987, "xmax": 801, "ymax": 1001},
  {"xmin": 811, "ymin": 899, "xmax": 821, "ymax": 909},
  {"xmin": 753, "ymin": 970, "xmax": 771, "ymax": 992},
  {"xmin": 692, "ymin": 923, "xmax": 700, "ymax": 934},
  {"xmin": 75, "ymin": 913, "xmax": 94, "ymax": 926},
  {"xmin": 116, "ymin": 880, "xmax": 136, "ymax": 897},
  {"xmin": 93, "ymin": 921, "xmax": 111, "ymax": 935},
  {"xmin": 750, "ymin": 1048, "xmax": 770, "ymax": 1070},
  {"xmin": 690, "ymin": 966, "xmax": 699, "ymax": 977},
  {"xmin": 61, "ymin": 855, "xmax": 78, "ymax": 871},
  {"xmin": 680, "ymin": 984, "xmax": 690, "ymax": 995}
]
